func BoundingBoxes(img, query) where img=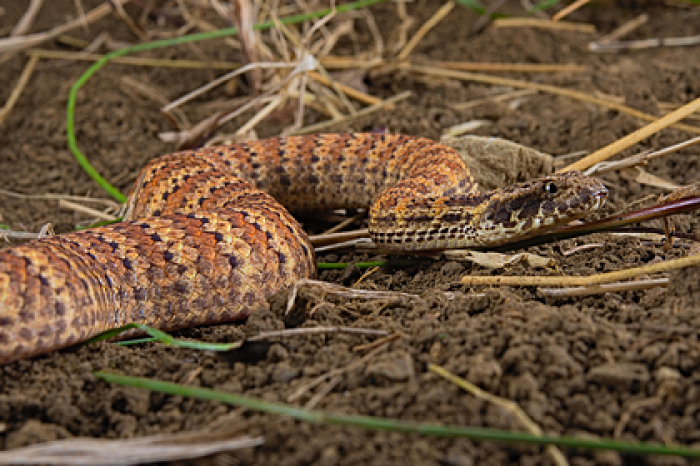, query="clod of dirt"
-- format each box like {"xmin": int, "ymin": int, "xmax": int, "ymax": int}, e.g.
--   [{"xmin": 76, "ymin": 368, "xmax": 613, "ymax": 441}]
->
[
  {"xmin": 587, "ymin": 362, "xmax": 651, "ymax": 390},
  {"xmin": 4, "ymin": 420, "xmax": 71, "ymax": 449}
]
